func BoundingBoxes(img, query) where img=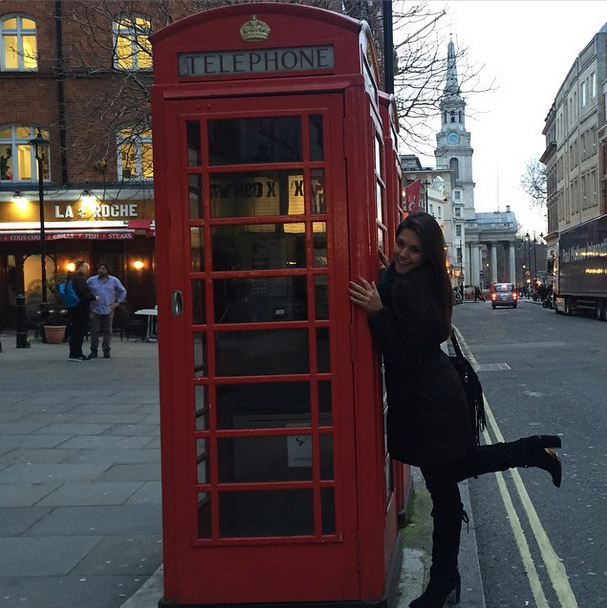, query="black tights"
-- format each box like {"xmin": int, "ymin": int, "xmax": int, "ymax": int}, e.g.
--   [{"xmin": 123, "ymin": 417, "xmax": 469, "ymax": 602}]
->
[{"xmin": 420, "ymin": 439, "xmax": 536, "ymax": 583}]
